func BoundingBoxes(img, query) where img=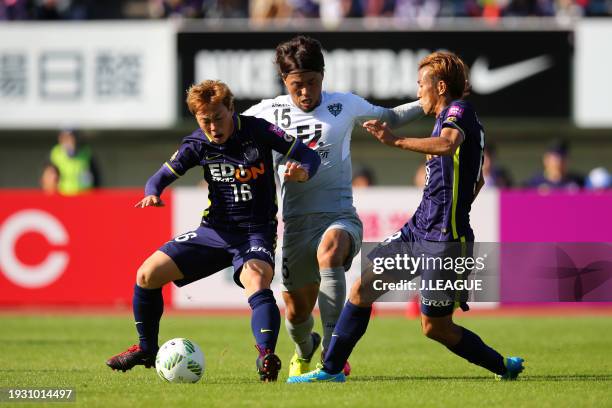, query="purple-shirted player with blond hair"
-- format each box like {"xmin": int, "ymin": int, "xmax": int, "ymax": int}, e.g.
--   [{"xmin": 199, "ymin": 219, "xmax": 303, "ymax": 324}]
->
[
  {"xmin": 105, "ymin": 80, "xmax": 320, "ymax": 382},
  {"xmin": 289, "ymin": 51, "xmax": 524, "ymax": 383}
]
